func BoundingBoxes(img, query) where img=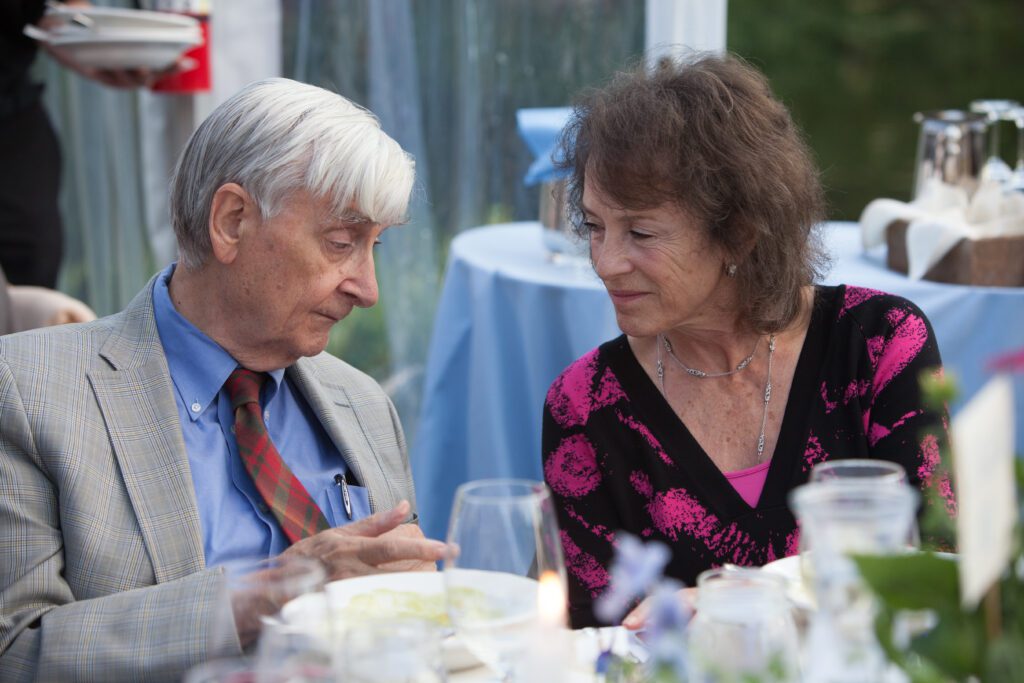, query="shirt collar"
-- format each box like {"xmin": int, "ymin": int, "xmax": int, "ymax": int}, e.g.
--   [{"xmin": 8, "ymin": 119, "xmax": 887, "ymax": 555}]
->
[{"xmin": 152, "ymin": 264, "xmax": 286, "ymax": 421}]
